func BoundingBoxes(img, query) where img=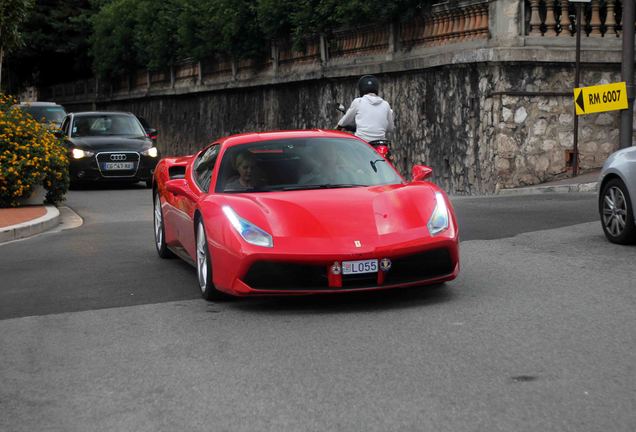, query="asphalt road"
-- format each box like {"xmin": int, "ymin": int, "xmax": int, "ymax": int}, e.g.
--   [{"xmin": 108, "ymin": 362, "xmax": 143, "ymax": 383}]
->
[{"xmin": 1, "ymin": 187, "xmax": 634, "ymax": 432}]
